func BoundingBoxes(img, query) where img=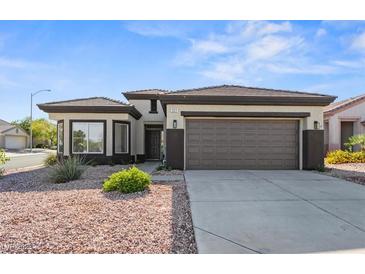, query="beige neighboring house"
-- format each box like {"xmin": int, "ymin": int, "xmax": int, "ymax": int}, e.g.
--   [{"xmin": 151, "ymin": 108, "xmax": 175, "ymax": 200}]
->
[
  {"xmin": 0, "ymin": 119, "xmax": 29, "ymax": 150},
  {"xmin": 324, "ymin": 94, "xmax": 365, "ymax": 152}
]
